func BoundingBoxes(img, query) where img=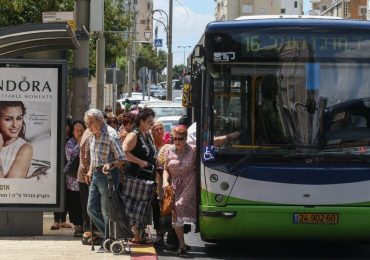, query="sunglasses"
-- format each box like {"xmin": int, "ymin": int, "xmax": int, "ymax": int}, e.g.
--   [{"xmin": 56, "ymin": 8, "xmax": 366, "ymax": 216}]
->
[
  {"xmin": 173, "ymin": 137, "xmax": 185, "ymax": 141},
  {"xmin": 108, "ymin": 121, "xmax": 118, "ymax": 124}
]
